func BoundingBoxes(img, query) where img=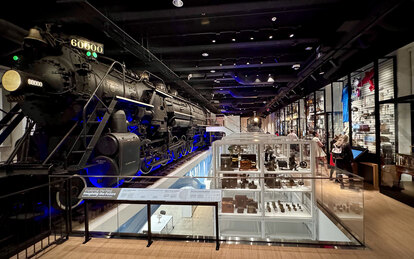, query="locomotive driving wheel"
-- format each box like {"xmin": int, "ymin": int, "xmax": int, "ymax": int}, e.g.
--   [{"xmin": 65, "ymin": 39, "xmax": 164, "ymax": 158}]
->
[
  {"xmin": 140, "ymin": 139, "xmax": 153, "ymax": 174},
  {"xmin": 55, "ymin": 175, "xmax": 86, "ymax": 210}
]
